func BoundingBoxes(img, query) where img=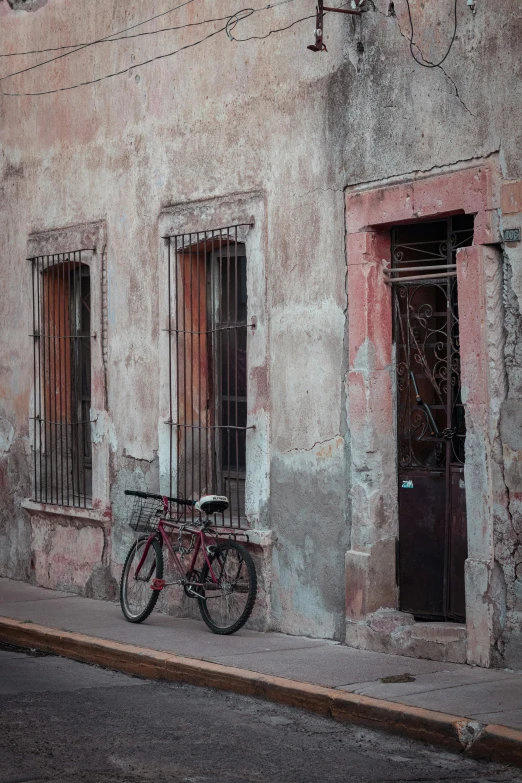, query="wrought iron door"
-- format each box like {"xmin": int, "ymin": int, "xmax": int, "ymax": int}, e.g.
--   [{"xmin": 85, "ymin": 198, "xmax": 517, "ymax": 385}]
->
[{"xmin": 391, "ymin": 216, "xmax": 473, "ymax": 621}]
